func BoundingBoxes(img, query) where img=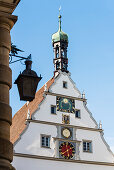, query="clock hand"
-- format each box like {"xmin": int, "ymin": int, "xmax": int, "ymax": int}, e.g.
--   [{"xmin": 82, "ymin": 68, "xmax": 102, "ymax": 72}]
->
[
  {"xmin": 62, "ymin": 150, "xmax": 68, "ymax": 154},
  {"xmin": 62, "ymin": 147, "xmax": 72, "ymax": 155},
  {"xmin": 67, "ymin": 148, "xmax": 72, "ymax": 153}
]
